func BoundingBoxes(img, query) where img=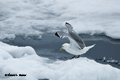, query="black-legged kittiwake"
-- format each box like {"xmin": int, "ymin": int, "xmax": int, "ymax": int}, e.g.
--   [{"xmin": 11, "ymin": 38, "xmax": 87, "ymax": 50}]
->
[{"xmin": 55, "ymin": 22, "xmax": 95, "ymax": 58}]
